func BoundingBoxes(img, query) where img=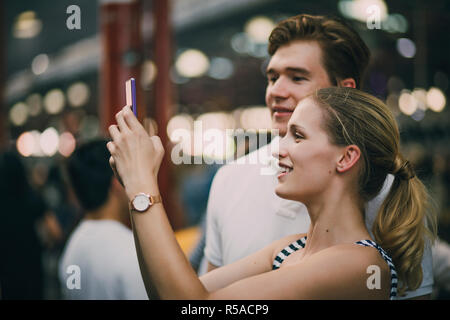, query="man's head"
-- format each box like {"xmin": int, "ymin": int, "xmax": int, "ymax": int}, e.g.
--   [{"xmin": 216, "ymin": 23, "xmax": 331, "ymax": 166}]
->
[
  {"xmin": 67, "ymin": 138, "xmax": 127, "ymax": 214},
  {"xmin": 265, "ymin": 14, "xmax": 371, "ymax": 136}
]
